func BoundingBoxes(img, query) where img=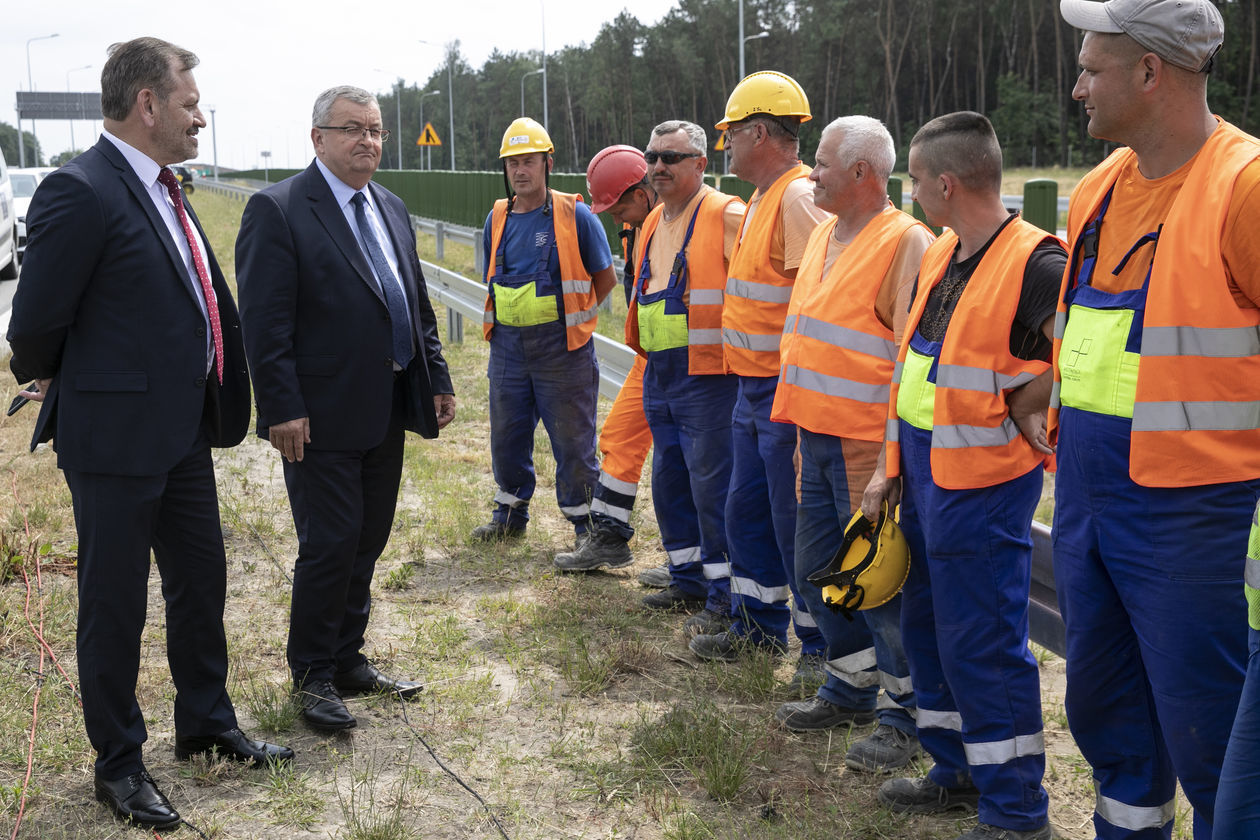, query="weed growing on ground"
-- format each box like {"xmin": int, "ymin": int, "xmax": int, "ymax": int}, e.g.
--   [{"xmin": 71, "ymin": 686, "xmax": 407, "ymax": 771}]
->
[
  {"xmin": 260, "ymin": 760, "xmax": 324, "ymax": 828},
  {"xmin": 335, "ymin": 749, "xmax": 416, "ymax": 840}
]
